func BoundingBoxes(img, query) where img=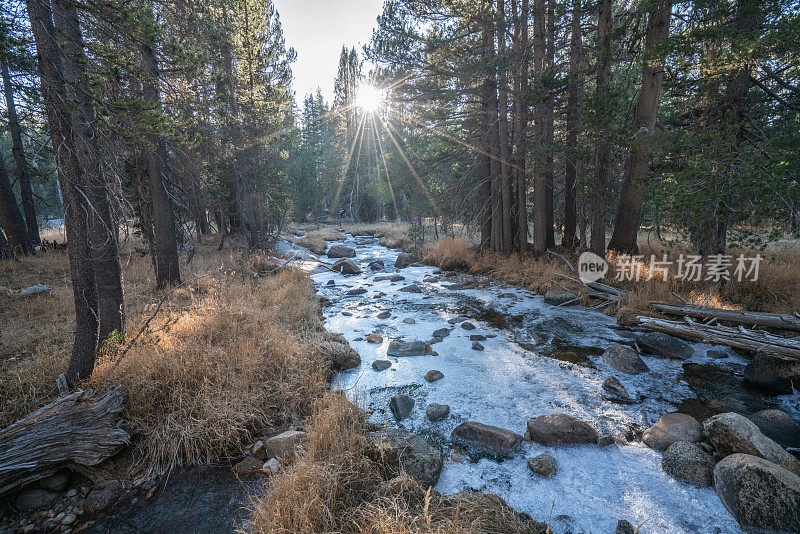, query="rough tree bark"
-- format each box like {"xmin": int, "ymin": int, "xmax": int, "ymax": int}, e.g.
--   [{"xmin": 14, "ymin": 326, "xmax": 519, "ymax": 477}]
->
[
  {"xmin": 0, "ymin": 150, "xmax": 34, "ymax": 255},
  {"xmin": 485, "ymin": 6, "xmax": 503, "ymax": 254},
  {"xmin": 26, "ymin": 0, "xmax": 99, "ymax": 385},
  {"xmin": 590, "ymin": 0, "xmax": 613, "ymax": 257},
  {"xmin": 141, "ymin": 16, "xmax": 181, "ymax": 289},
  {"xmin": 1, "ymin": 52, "xmax": 40, "ymax": 245},
  {"xmin": 561, "ymin": 0, "xmax": 583, "ymax": 248},
  {"xmin": 512, "ymin": 0, "xmax": 529, "ymax": 253},
  {"xmin": 531, "ymin": 0, "xmax": 547, "ymax": 255},
  {"xmin": 497, "ymin": 0, "xmax": 513, "ymax": 255},
  {"xmin": 608, "ymin": 0, "xmax": 672, "ymax": 254},
  {"xmin": 544, "ymin": 0, "xmax": 556, "ymax": 248},
  {"xmin": 54, "ymin": 0, "xmax": 125, "ymax": 341}
]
